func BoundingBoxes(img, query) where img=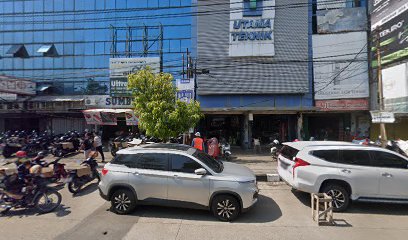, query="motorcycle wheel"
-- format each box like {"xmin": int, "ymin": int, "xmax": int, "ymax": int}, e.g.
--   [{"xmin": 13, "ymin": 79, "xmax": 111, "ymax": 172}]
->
[
  {"xmin": 34, "ymin": 189, "xmax": 62, "ymax": 214},
  {"xmin": 0, "ymin": 193, "xmax": 11, "ymax": 214},
  {"xmin": 2, "ymin": 147, "xmax": 12, "ymax": 158},
  {"xmin": 68, "ymin": 179, "xmax": 82, "ymax": 194}
]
